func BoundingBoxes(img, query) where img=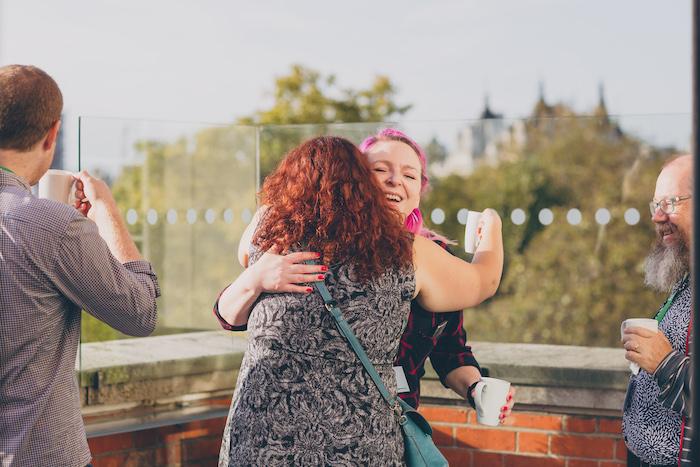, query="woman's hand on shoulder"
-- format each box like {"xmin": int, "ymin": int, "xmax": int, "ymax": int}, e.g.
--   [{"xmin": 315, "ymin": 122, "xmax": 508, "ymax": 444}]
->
[{"xmin": 250, "ymin": 247, "xmax": 327, "ymax": 294}]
